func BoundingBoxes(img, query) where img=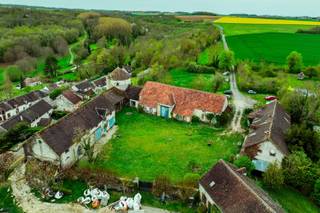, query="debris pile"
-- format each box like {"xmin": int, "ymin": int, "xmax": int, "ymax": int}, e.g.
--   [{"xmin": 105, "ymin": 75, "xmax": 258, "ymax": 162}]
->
[
  {"xmin": 114, "ymin": 193, "xmax": 142, "ymax": 211},
  {"xmin": 77, "ymin": 188, "xmax": 110, "ymax": 208}
]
